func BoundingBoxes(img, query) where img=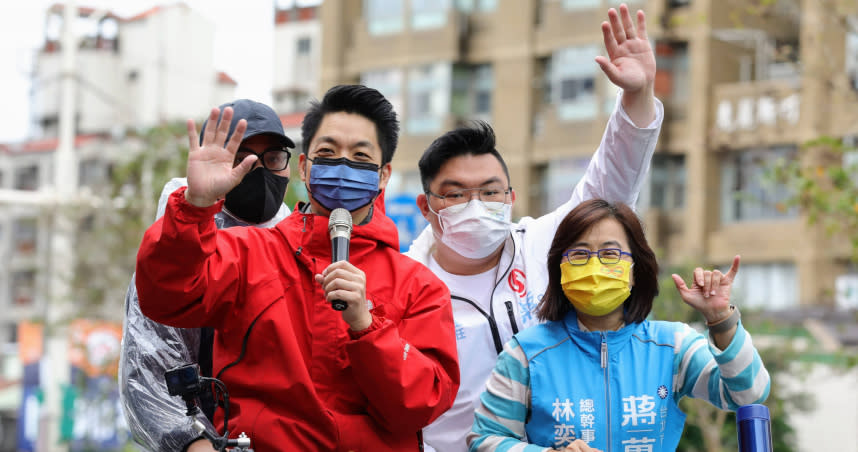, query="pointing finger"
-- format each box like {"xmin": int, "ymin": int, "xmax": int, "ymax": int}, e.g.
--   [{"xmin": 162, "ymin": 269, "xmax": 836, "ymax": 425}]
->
[{"xmin": 725, "ymin": 255, "xmax": 741, "ymax": 280}]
